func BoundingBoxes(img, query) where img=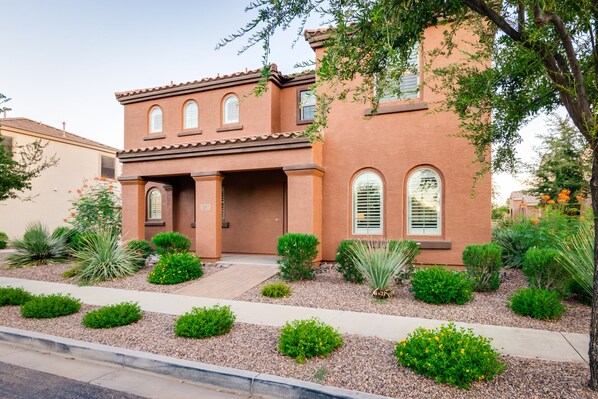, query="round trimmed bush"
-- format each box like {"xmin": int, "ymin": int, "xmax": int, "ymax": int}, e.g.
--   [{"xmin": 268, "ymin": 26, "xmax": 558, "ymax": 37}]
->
[
  {"xmin": 410, "ymin": 266, "xmax": 474, "ymax": 305},
  {"xmin": 83, "ymin": 302, "xmax": 143, "ymax": 329},
  {"xmin": 278, "ymin": 318, "xmax": 343, "ymax": 364},
  {"xmin": 126, "ymin": 240, "xmax": 154, "ymax": 269},
  {"xmin": 261, "ymin": 281, "xmax": 291, "ymax": 298},
  {"xmin": 175, "ymin": 305, "xmax": 236, "ymax": 339},
  {"xmin": 395, "ymin": 322, "xmax": 505, "ymax": 389},
  {"xmin": 20, "ymin": 294, "xmax": 81, "ymax": 318},
  {"xmin": 151, "ymin": 232, "xmax": 191, "ymax": 255},
  {"xmin": 462, "ymin": 243, "xmax": 502, "ymax": 292},
  {"xmin": 522, "ymin": 247, "xmax": 570, "ymax": 295},
  {"xmin": 0, "ymin": 232, "xmax": 8, "ymax": 249},
  {"xmin": 0, "ymin": 287, "xmax": 33, "ymax": 306},
  {"xmin": 148, "ymin": 252, "xmax": 203, "ymax": 285},
  {"xmin": 508, "ymin": 288, "xmax": 565, "ymax": 320}
]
